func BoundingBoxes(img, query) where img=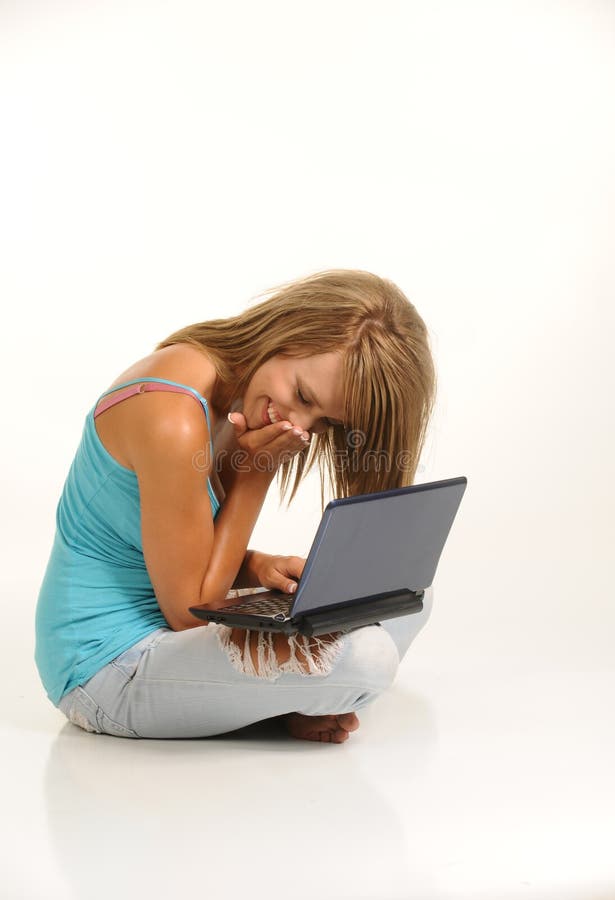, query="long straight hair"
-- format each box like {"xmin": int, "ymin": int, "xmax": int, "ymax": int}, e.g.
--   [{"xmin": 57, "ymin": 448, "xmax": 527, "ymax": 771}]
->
[{"xmin": 155, "ymin": 269, "xmax": 437, "ymax": 513}]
